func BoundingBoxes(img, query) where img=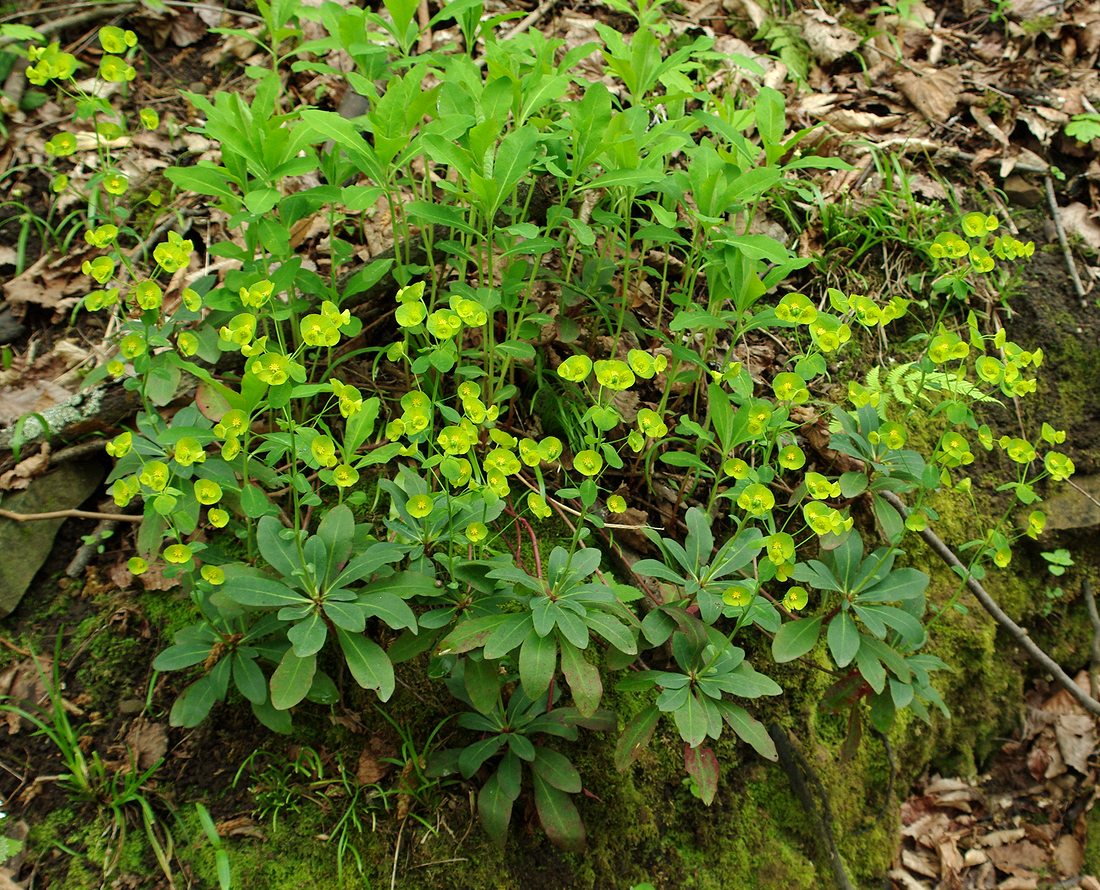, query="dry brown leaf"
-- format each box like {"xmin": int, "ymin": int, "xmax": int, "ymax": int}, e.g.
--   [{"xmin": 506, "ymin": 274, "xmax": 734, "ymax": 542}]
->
[
  {"xmin": 0, "ymin": 656, "xmax": 51, "ymax": 735},
  {"xmin": 902, "ymin": 847, "xmax": 940, "ymax": 878},
  {"xmin": 215, "ymin": 816, "xmax": 266, "ymax": 840},
  {"xmin": 1053, "ymin": 714, "xmax": 1096, "ymax": 773},
  {"xmin": 0, "ymin": 444, "xmax": 50, "ymax": 492},
  {"xmin": 1060, "ymin": 202, "xmax": 1100, "ymax": 251},
  {"xmin": 797, "ymin": 9, "xmax": 861, "ymax": 64},
  {"xmin": 125, "ymin": 718, "xmax": 168, "ymax": 770},
  {"xmin": 1052, "ymin": 834, "xmax": 1084, "ymax": 876},
  {"xmin": 896, "ymin": 66, "xmax": 962, "ymax": 123},
  {"xmin": 987, "ymin": 840, "xmax": 1047, "ymax": 876},
  {"xmin": 824, "ymin": 109, "xmax": 904, "ymax": 132},
  {"xmin": 356, "ymin": 746, "xmax": 389, "ymax": 786}
]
